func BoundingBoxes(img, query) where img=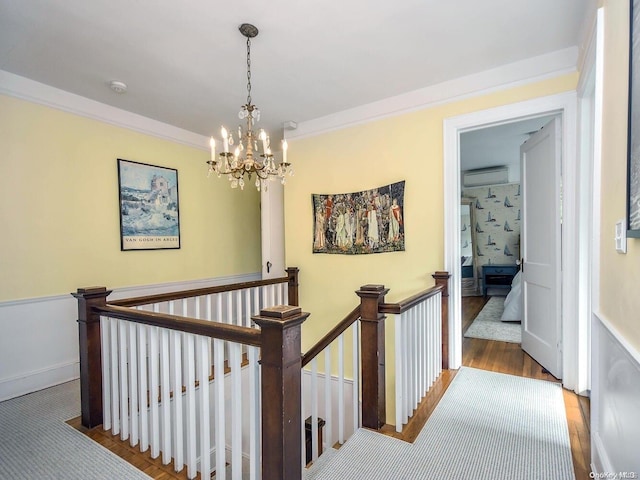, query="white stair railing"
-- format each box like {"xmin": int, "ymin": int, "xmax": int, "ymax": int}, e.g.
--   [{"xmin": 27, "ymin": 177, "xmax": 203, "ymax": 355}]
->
[
  {"xmin": 300, "ymin": 307, "xmax": 361, "ymax": 467},
  {"xmin": 100, "ymin": 315, "xmax": 262, "ymax": 480},
  {"xmin": 97, "ymin": 279, "xmax": 289, "ymax": 480},
  {"xmin": 393, "ymin": 290, "xmax": 442, "ymax": 432}
]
